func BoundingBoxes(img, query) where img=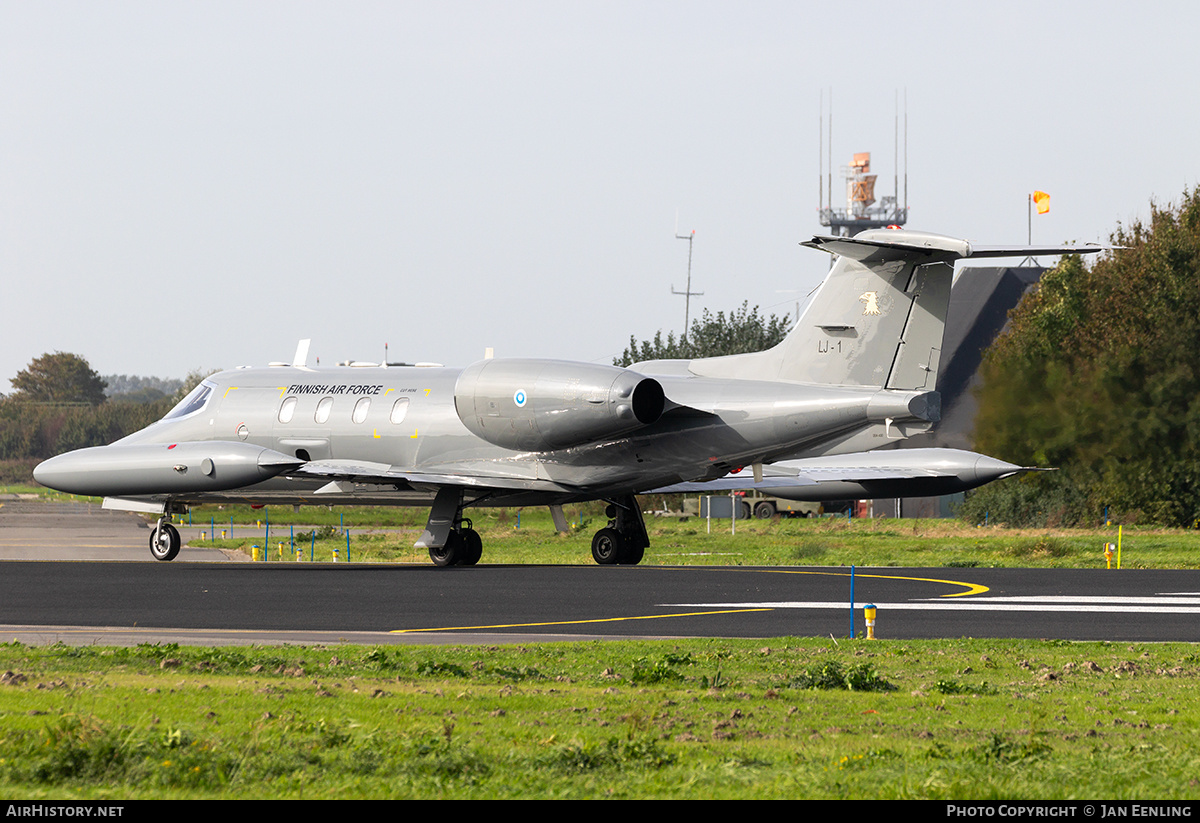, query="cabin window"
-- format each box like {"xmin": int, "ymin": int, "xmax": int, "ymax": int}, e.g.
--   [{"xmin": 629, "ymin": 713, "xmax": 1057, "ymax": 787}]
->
[
  {"xmin": 390, "ymin": 397, "xmax": 410, "ymax": 425},
  {"xmin": 314, "ymin": 396, "xmax": 333, "ymax": 424},
  {"xmin": 277, "ymin": 396, "xmax": 297, "ymax": 424},
  {"xmin": 352, "ymin": 397, "xmax": 371, "ymax": 424}
]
